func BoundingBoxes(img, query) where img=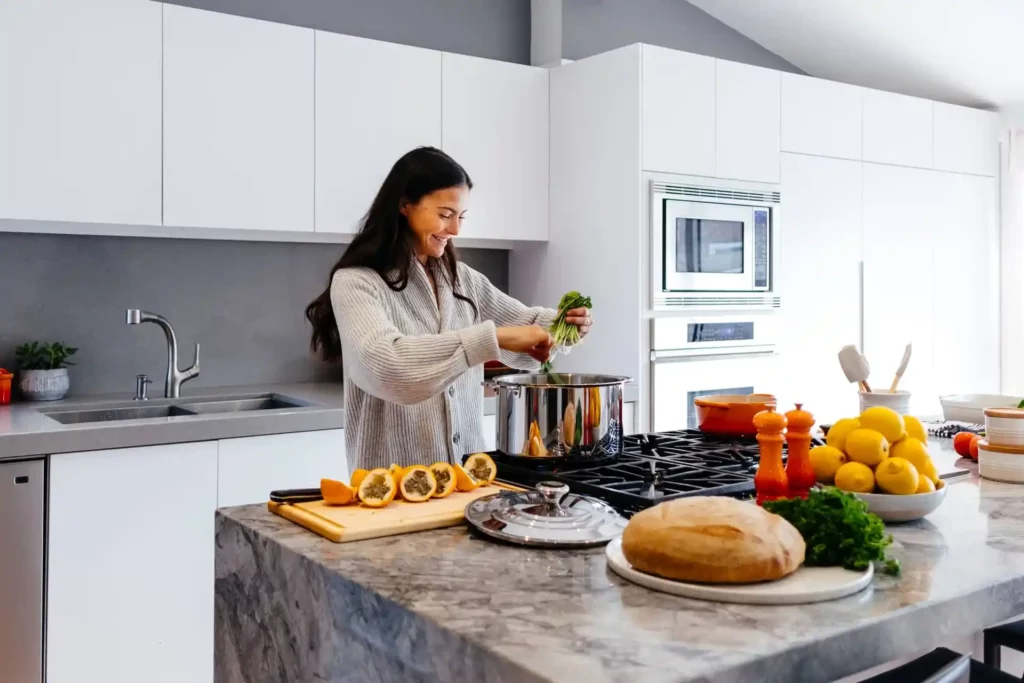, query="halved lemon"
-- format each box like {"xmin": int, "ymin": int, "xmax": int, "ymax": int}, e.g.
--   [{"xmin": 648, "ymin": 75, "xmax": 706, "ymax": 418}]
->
[
  {"xmin": 357, "ymin": 468, "xmax": 397, "ymax": 508},
  {"xmin": 399, "ymin": 465, "xmax": 437, "ymax": 502},
  {"xmin": 350, "ymin": 468, "xmax": 370, "ymax": 489},
  {"xmin": 321, "ymin": 478, "xmax": 356, "ymax": 505},
  {"xmin": 429, "ymin": 462, "xmax": 457, "ymax": 498},
  {"xmin": 464, "ymin": 453, "xmax": 497, "ymax": 485},
  {"xmin": 454, "ymin": 463, "xmax": 481, "ymax": 492}
]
